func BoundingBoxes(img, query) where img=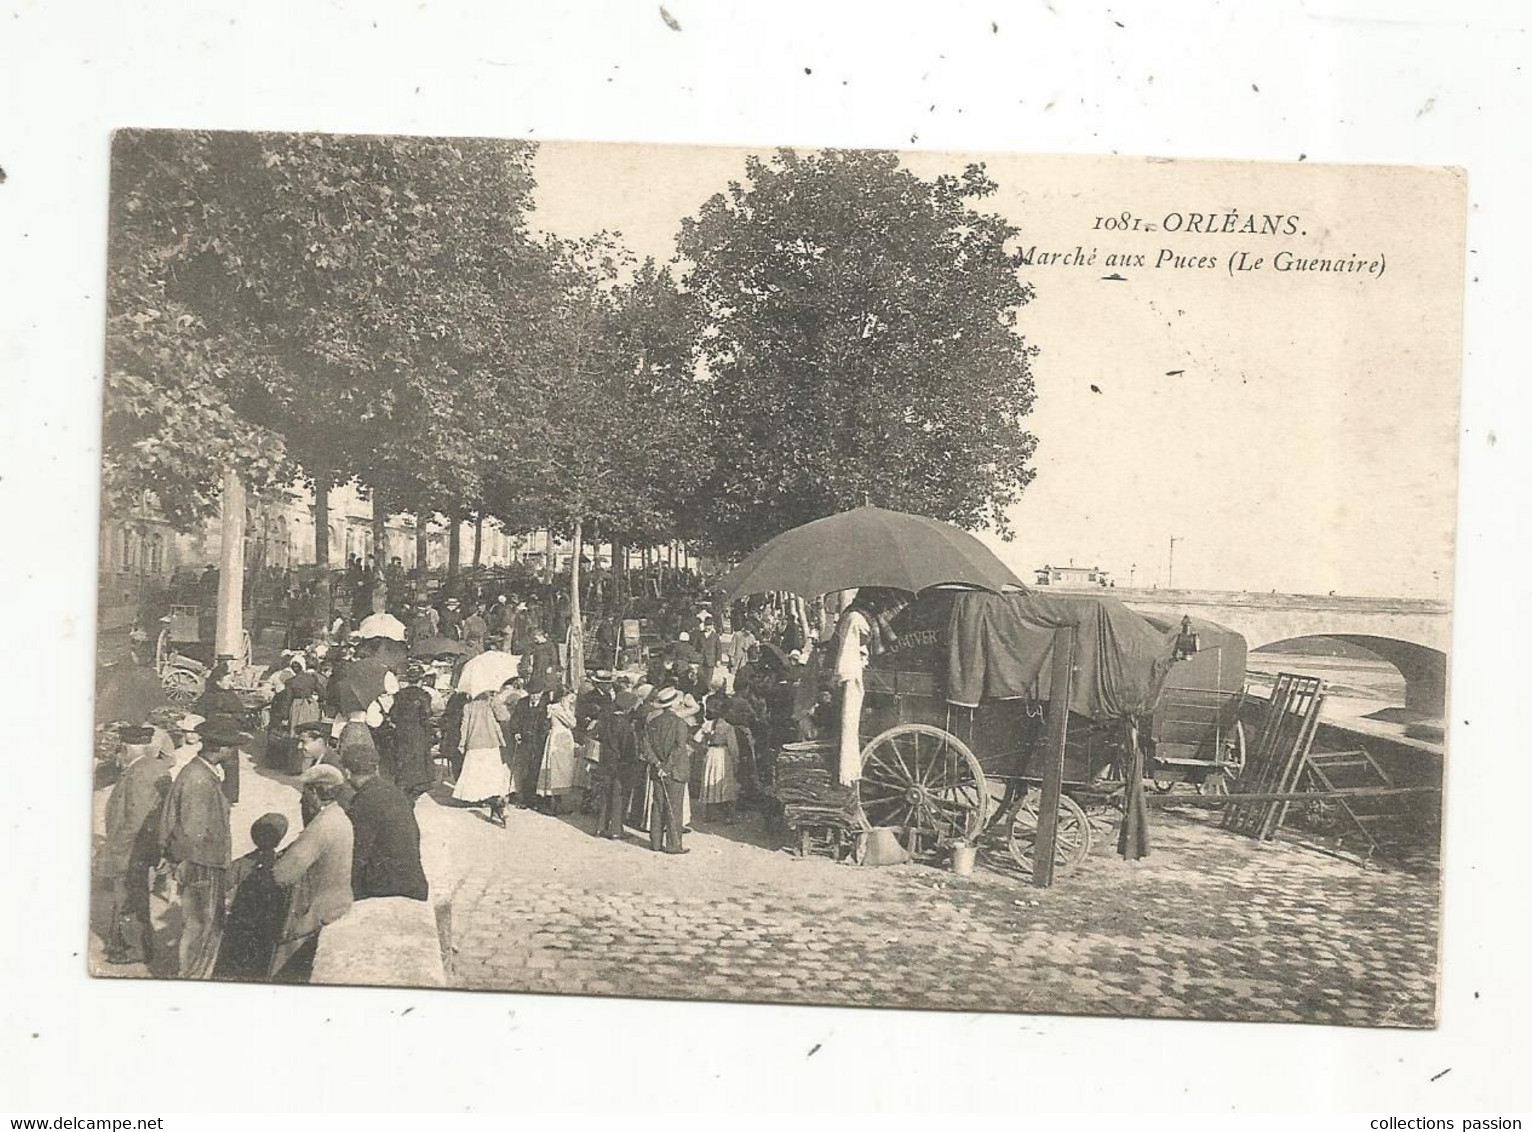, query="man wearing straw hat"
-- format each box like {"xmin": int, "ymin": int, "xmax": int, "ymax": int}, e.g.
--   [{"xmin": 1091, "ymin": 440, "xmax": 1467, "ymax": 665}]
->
[{"xmin": 640, "ymin": 688, "xmax": 695, "ymax": 854}]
